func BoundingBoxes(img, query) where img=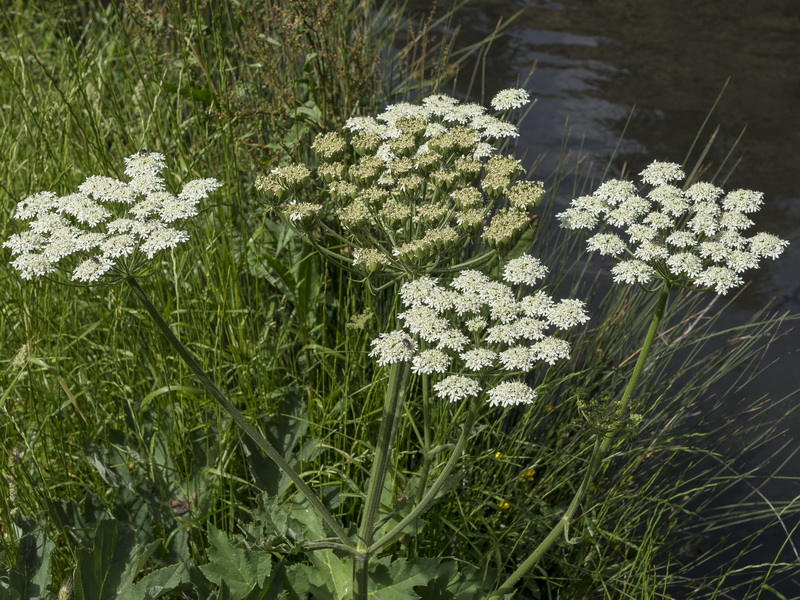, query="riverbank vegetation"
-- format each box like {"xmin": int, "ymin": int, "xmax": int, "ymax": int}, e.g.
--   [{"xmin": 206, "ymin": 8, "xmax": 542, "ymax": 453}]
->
[{"xmin": 1, "ymin": 1, "xmax": 797, "ymax": 598}]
